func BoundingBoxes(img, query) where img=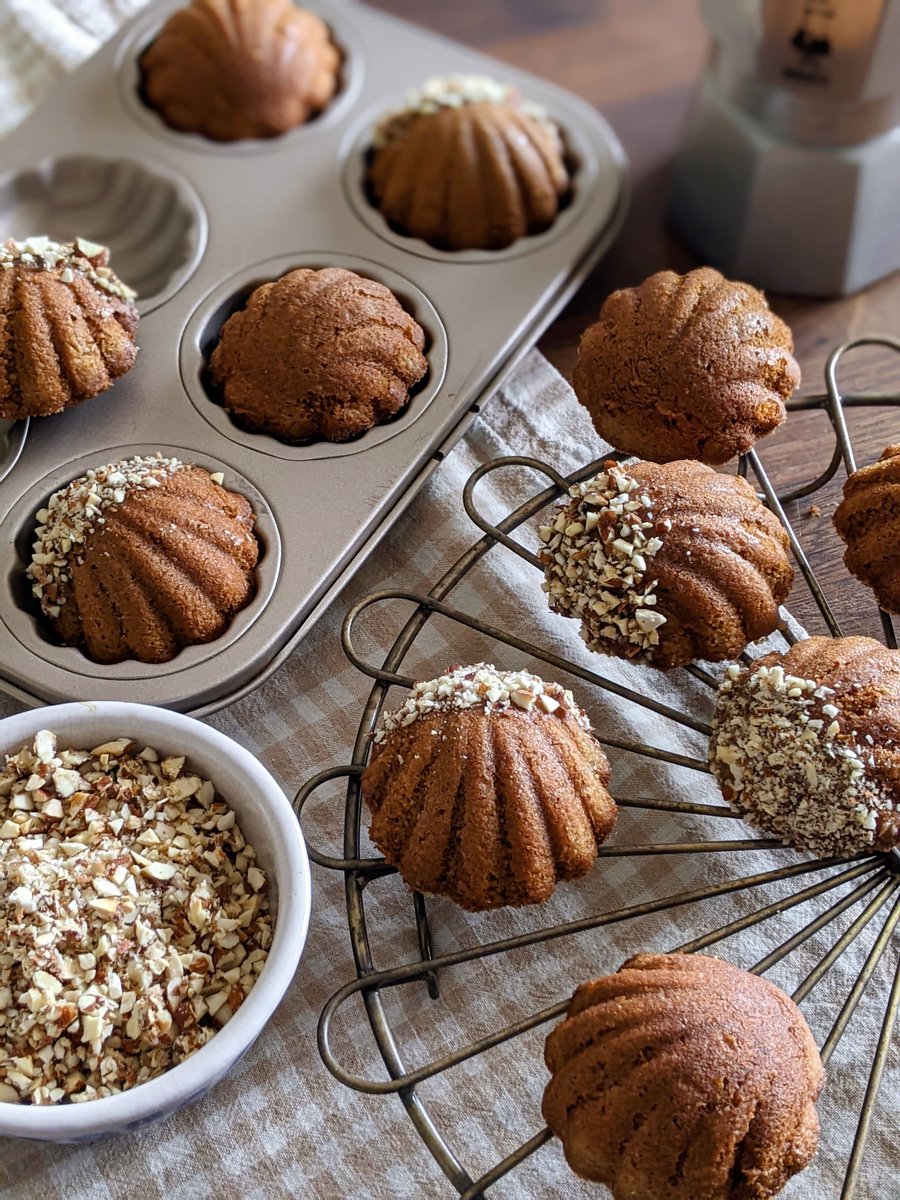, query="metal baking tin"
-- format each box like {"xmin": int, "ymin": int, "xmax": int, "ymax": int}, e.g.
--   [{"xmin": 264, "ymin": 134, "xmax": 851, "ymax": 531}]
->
[{"xmin": 0, "ymin": 0, "xmax": 628, "ymax": 715}]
